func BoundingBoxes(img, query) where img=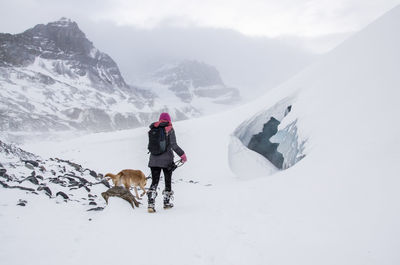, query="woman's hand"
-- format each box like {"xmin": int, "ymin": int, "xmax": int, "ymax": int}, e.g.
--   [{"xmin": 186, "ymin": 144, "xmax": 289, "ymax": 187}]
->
[{"xmin": 180, "ymin": 154, "xmax": 187, "ymax": 163}]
